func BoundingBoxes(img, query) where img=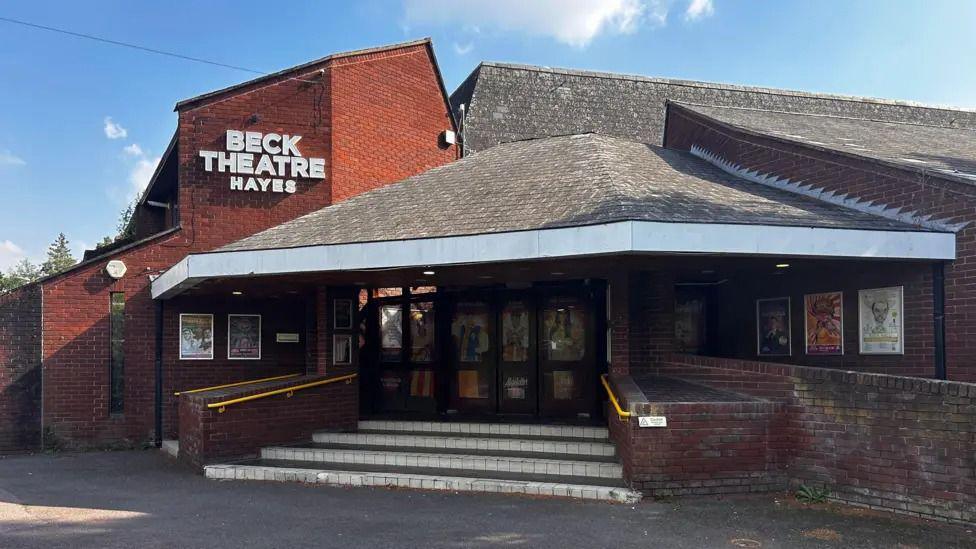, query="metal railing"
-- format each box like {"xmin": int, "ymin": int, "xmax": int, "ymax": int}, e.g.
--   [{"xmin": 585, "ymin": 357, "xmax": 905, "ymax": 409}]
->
[
  {"xmin": 600, "ymin": 373, "xmax": 632, "ymax": 420},
  {"xmin": 173, "ymin": 373, "xmax": 302, "ymax": 396},
  {"xmin": 207, "ymin": 373, "xmax": 358, "ymax": 413}
]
